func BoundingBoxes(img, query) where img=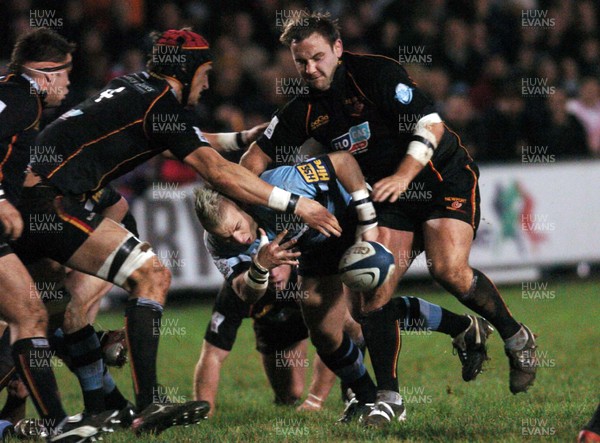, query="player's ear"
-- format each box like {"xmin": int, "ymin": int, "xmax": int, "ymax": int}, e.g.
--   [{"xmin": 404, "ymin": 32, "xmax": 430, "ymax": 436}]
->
[{"xmin": 333, "ymin": 38, "xmax": 343, "ymax": 57}]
